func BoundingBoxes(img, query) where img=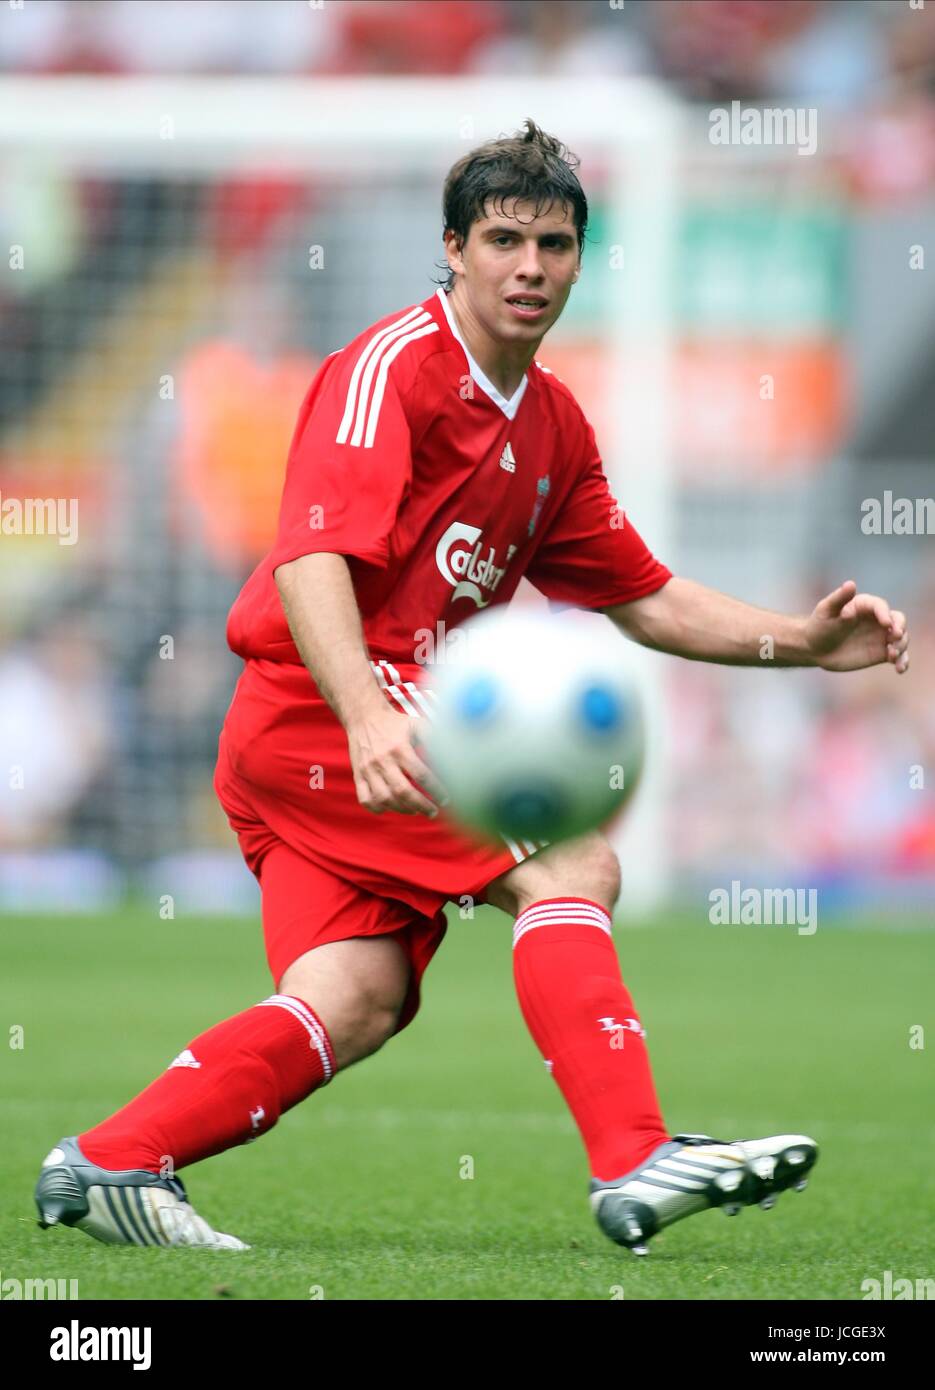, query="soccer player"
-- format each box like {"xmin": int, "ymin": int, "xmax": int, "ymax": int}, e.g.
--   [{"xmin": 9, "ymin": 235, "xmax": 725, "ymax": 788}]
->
[{"xmin": 36, "ymin": 120, "xmax": 909, "ymax": 1256}]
